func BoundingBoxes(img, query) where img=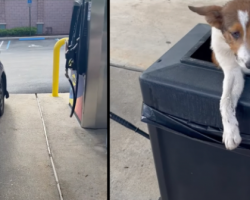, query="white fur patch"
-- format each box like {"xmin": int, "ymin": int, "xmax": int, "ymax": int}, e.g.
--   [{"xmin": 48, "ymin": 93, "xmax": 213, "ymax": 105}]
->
[
  {"xmin": 237, "ymin": 44, "xmax": 249, "ymax": 64},
  {"xmin": 238, "ymin": 10, "xmax": 248, "ymax": 40},
  {"xmin": 210, "ymin": 24, "xmax": 249, "ymax": 150},
  {"xmin": 220, "ymin": 68, "xmax": 243, "ymax": 150},
  {"xmin": 237, "ymin": 10, "xmax": 250, "ymax": 66}
]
